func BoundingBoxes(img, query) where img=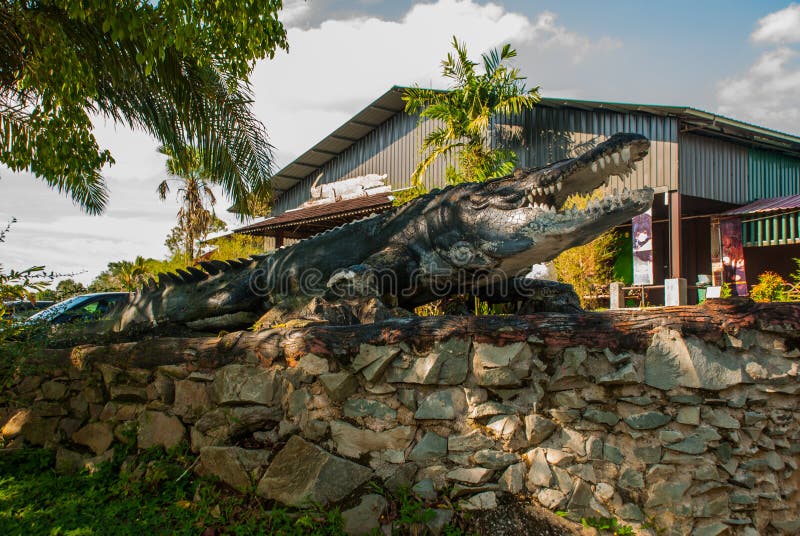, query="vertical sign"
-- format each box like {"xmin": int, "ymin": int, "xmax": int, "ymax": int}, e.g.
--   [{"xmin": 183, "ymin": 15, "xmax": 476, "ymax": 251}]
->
[
  {"xmin": 710, "ymin": 219, "xmax": 723, "ymax": 286},
  {"xmin": 632, "ymin": 209, "xmax": 653, "ymax": 285},
  {"xmin": 720, "ymin": 218, "xmax": 748, "ymax": 296}
]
